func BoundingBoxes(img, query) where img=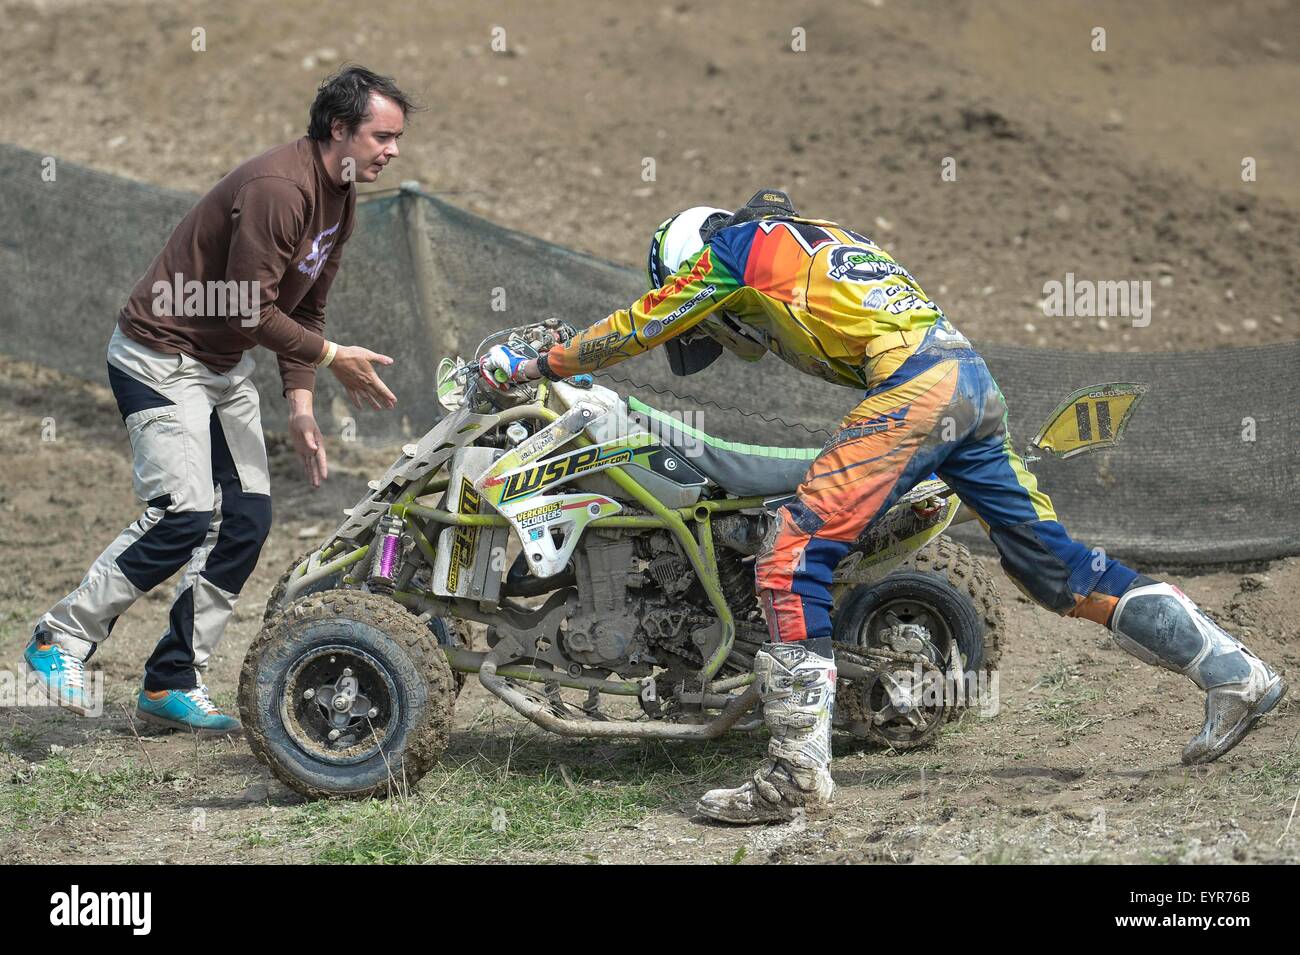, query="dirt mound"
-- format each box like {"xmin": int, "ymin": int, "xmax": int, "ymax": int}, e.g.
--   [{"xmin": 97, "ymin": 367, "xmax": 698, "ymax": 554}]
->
[{"xmin": 1, "ymin": 0, "xmax": 1296, "ymax": 352}]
